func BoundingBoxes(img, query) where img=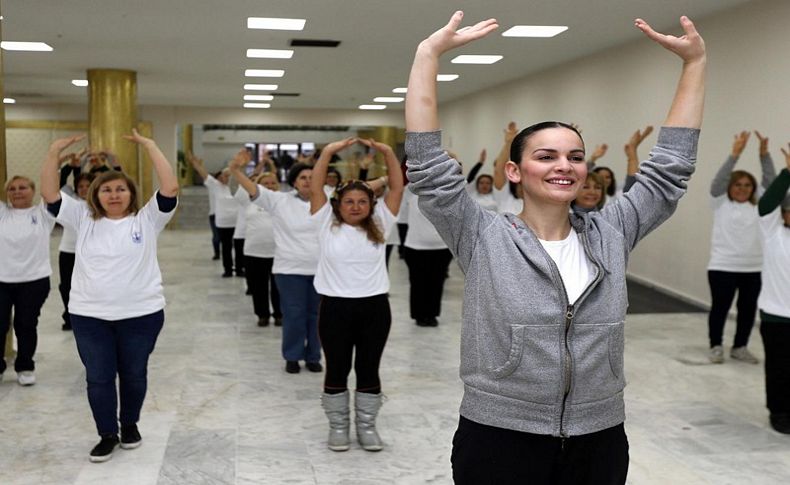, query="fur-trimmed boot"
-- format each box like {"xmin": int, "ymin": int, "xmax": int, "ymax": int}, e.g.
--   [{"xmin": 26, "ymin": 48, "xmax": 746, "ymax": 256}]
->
[
  {"xmin": 321, "ymin": 391, "xmax": 350, "ymax": 451},
  {"xmin": 354, "ymin": 391, "xmax": 383, "ymax": 451}
]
